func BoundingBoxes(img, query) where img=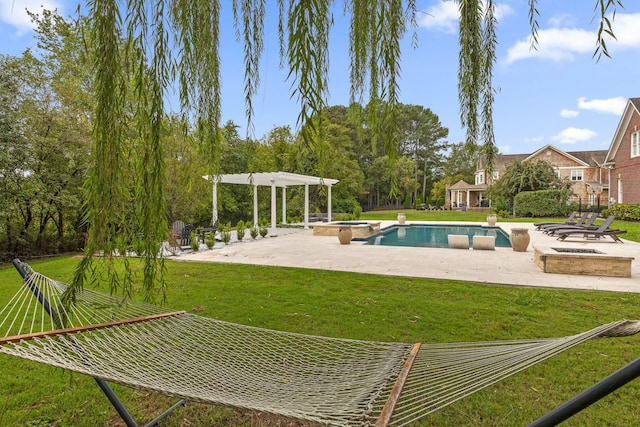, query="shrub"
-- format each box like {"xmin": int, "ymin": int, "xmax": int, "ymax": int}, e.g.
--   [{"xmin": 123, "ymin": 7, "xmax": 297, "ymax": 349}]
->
[
  {"xmin": 220, "ymin": 223, "xmax": 232, "ymax": 244},
  {"xmin": 236, "ymin": 220, "xmax": 246, "ymax": 241},
  {"xmin": 189, "ymin": 231, "xmax": 200, "ymax": 251},
  {"xmin": 513, "ymin": 189, "xmax": 572, "ymax": 217},
  {"xmin": 259, "ymin": 226, "xmax": 268, "ymax": 238},
  {"xmin": 204, "ymin": 232, "xmax": 215, "ymax": 249},
  {"xmin": 601, "ymin": 204, "xmax": 640, "ymax": 221},
  {"xmin": 250, "ymin": 227, "xmax": 259, "ymax": 239}
]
